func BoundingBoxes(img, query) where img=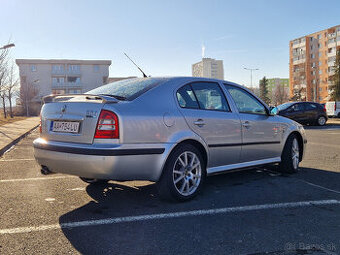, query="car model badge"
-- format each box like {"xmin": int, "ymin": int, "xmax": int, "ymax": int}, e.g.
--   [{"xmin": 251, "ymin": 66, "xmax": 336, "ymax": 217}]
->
[{"xmin": 86, "ymin": 110, "xmax": 97, "ymax": 118}]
